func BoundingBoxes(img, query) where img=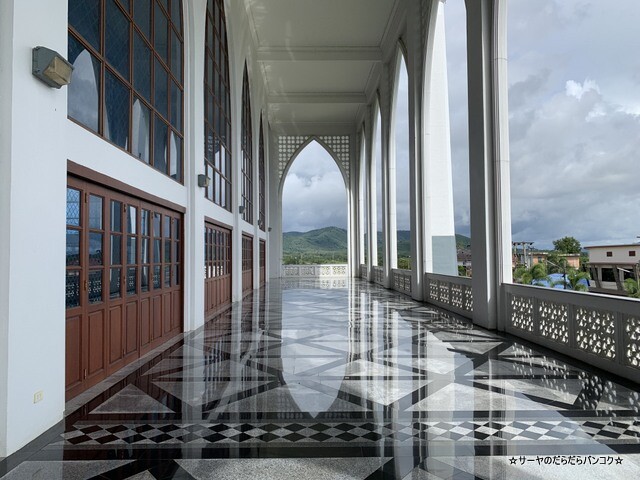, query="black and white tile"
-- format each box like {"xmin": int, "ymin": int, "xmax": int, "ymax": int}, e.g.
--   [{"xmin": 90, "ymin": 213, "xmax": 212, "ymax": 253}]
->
[{"xmin": 2, "ymin": 279, "xmax": 640, "ymax": 479}]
